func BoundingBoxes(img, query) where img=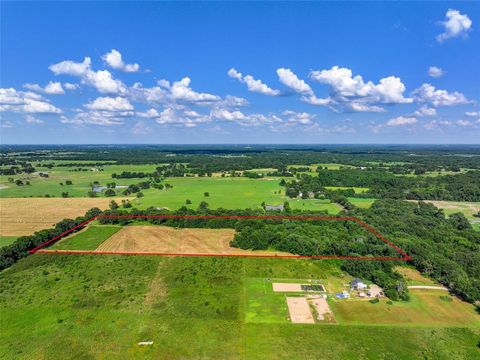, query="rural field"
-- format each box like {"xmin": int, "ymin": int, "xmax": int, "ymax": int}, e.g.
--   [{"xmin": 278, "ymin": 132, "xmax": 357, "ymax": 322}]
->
[
  {"xmin": 1, "ymin": 254, "xmax": 478, "ymax": 359},
  {"xmin": 50, "ymin": 225, "xmax": 291, "ymax": 257},
  {"xmin": 0, "ymin": 197, "xmax": 130, "ymax": 236}
]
